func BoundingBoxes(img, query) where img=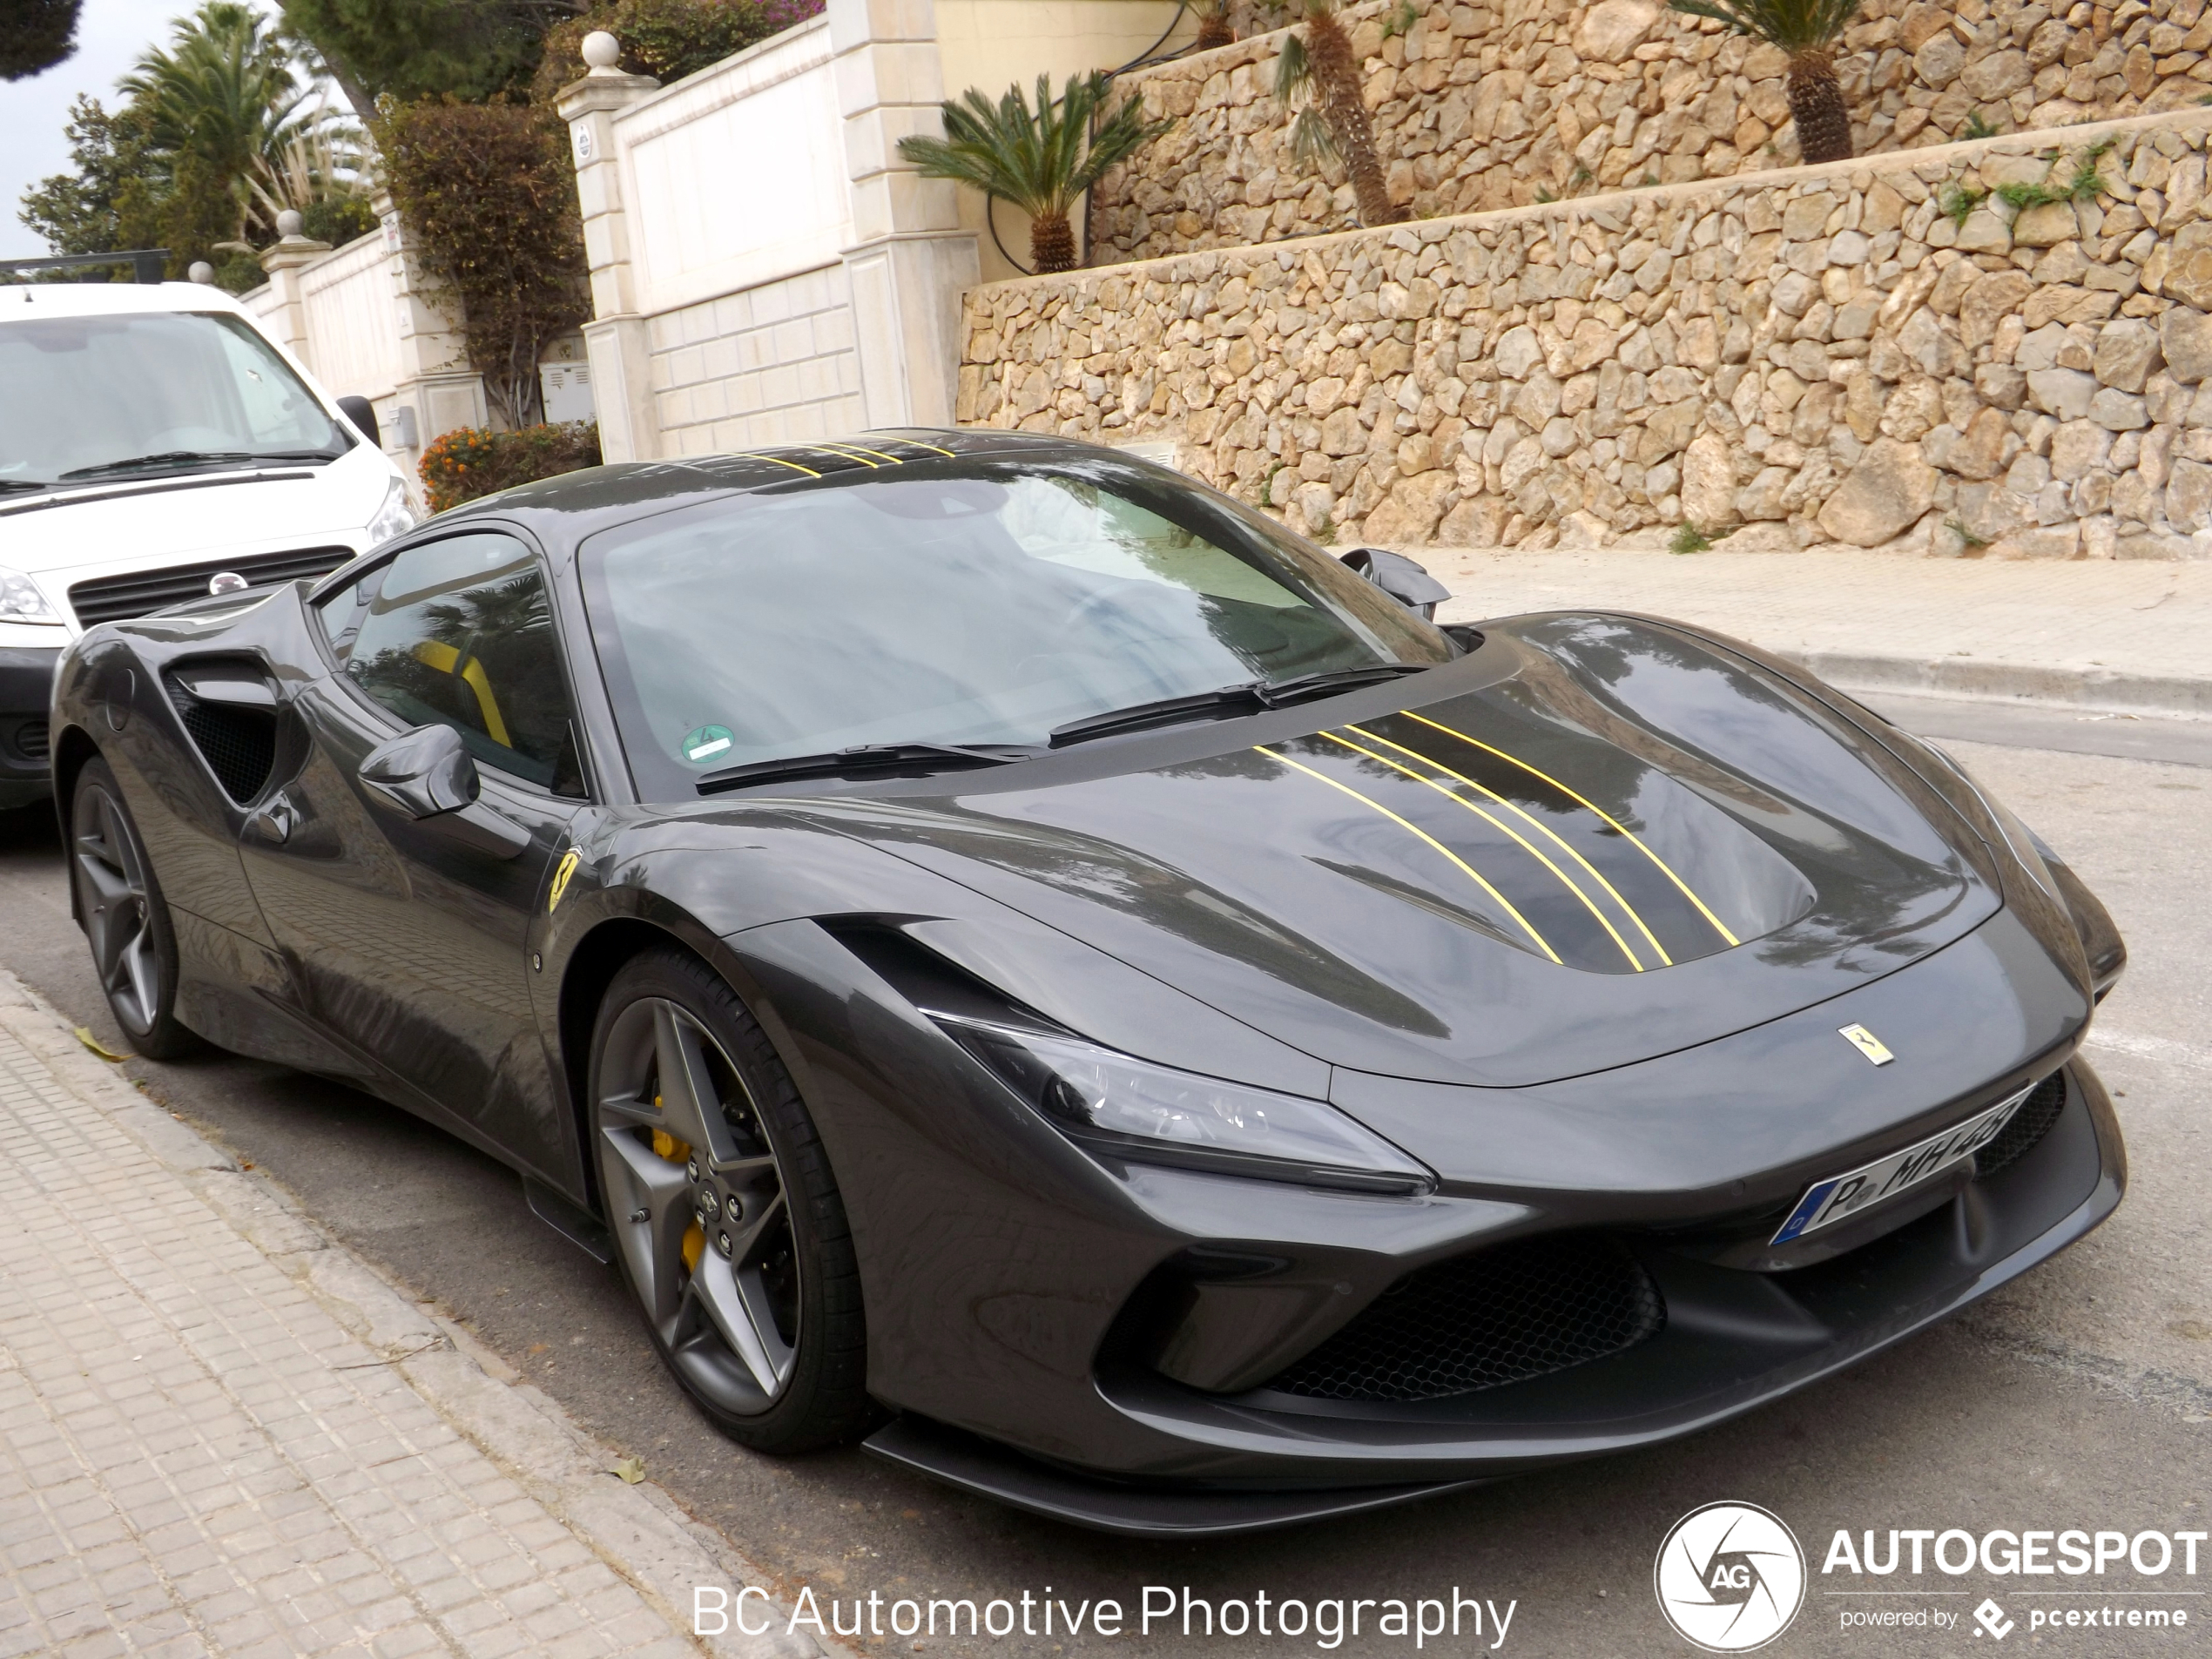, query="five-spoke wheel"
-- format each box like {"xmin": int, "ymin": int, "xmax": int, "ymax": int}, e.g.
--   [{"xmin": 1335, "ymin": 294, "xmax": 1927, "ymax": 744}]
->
[
  {"xmin": 71, "ymin": 759, "xmax": 196, "ymax": 1058},
  {"xmin": 590, "ymin": 948, "xmax": 871, "ymax": 1450}
]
